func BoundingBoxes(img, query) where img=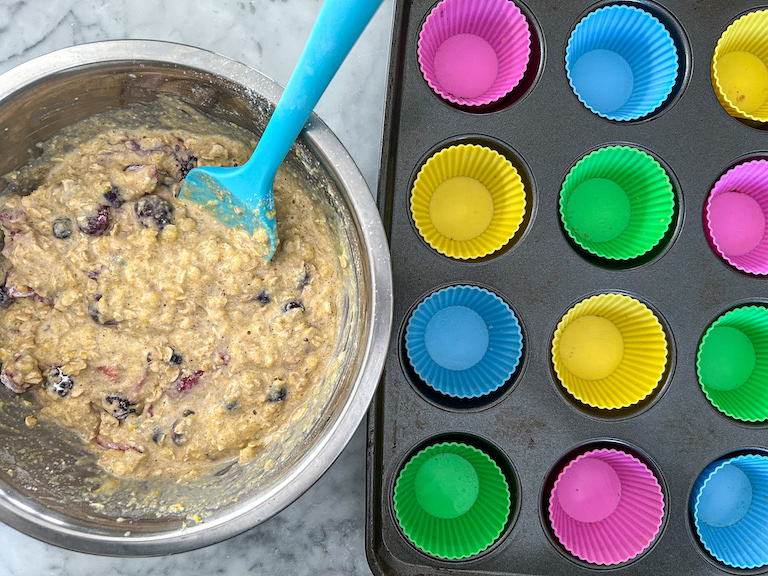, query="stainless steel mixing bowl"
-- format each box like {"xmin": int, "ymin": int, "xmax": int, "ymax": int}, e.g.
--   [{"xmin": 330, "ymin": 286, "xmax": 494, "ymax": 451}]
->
[{"xmin": 0, "ymin": 40, "xmax": 392, "ymax": 555}]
